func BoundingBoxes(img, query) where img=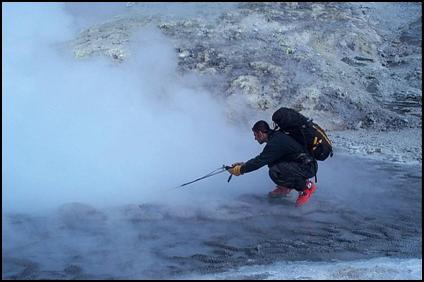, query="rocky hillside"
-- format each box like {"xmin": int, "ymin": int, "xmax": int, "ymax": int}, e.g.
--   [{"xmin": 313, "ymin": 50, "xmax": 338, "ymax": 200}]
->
[{"xmin": 72, "ymin": 2, "xmax": 421, "ymax": 132}]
